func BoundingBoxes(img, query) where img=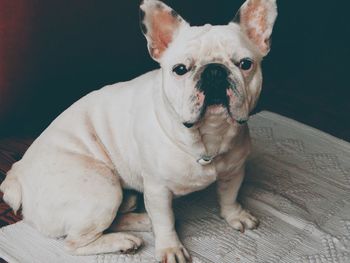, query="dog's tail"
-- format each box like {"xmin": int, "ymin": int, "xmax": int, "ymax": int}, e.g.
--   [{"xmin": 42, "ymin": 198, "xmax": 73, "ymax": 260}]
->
[{"xmin": 0, "ymin": 168, "xmax": 22, "ymax": 214}]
